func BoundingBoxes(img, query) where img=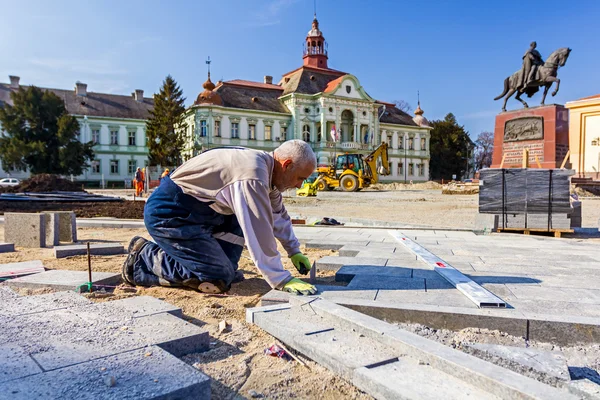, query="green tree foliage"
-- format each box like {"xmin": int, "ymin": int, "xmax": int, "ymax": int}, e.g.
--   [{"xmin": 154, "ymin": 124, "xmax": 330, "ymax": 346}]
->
[
  {"xmin": 0, "ymin": 86, "xmax": 94, "ymax": 175},
  {"xmin": 146, "ymin": 75, "xmax": 187, "ymax": 166},
  {"xmin": 429, "ymin": 113, "xmax": 474, "ymax": 180}
]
